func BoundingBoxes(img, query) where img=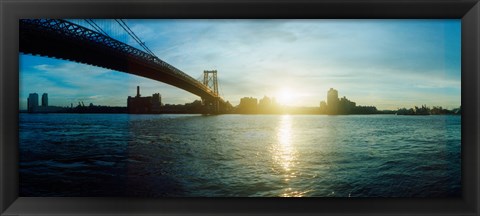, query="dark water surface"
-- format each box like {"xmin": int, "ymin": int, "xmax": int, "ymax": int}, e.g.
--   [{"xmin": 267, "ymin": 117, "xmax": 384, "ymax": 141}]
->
[{"xmin": 19, "ymin": 113, "xmax": 461, "ymax": 197}]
